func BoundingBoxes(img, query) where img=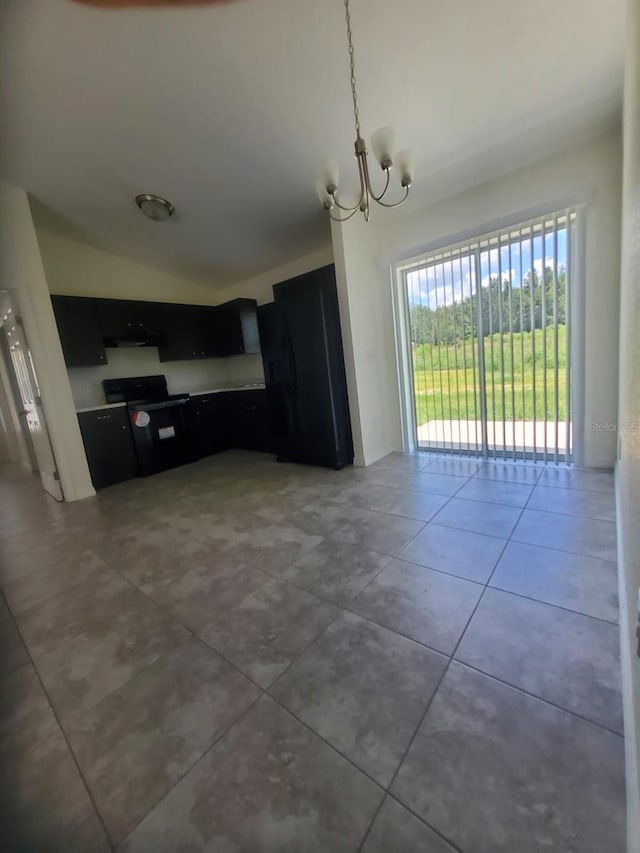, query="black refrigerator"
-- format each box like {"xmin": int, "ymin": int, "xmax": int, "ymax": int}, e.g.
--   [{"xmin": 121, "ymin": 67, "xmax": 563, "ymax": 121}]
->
[{"xmin": 257, "ymin": 264, "xmax": 353, "ymax": 469}]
